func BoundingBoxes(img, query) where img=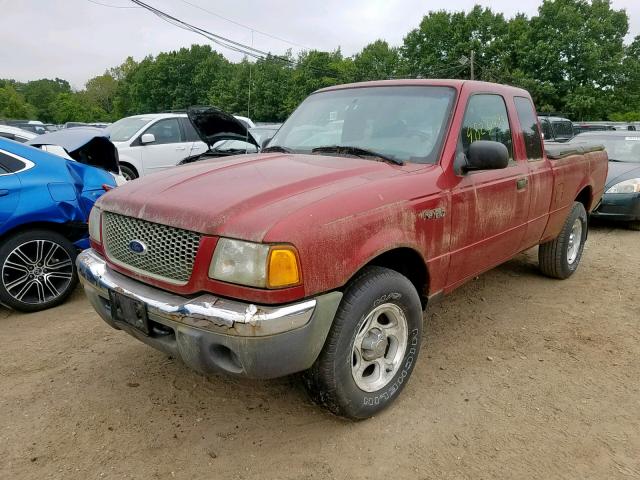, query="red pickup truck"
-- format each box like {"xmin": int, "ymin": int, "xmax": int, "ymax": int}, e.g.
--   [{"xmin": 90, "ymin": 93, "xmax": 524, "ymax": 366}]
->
[{"xmin": 78, "ymin": 80, "xmax": 607, "ymax": 419}]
